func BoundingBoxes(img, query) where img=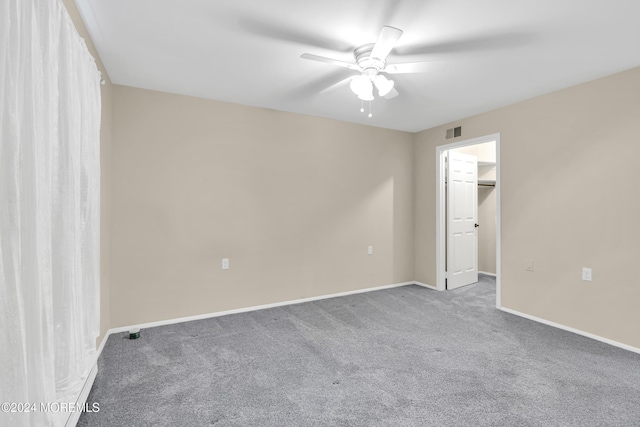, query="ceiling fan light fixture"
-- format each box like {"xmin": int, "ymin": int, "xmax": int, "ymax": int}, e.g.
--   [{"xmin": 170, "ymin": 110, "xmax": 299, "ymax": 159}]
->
[
  {"xmin": 350, "ymin": 75, "xmax": 369, "ymax": 95},
  {"xmin": 374, "ymin": 75, "xmax": 394, "ymax": 97},
  {"xmin": 350, "ymin": 76, "xmax": 374, "ymax": 101},
  {"xmin": 357, "ymin": 87, "xmax": 374, "ymax": 101}
]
